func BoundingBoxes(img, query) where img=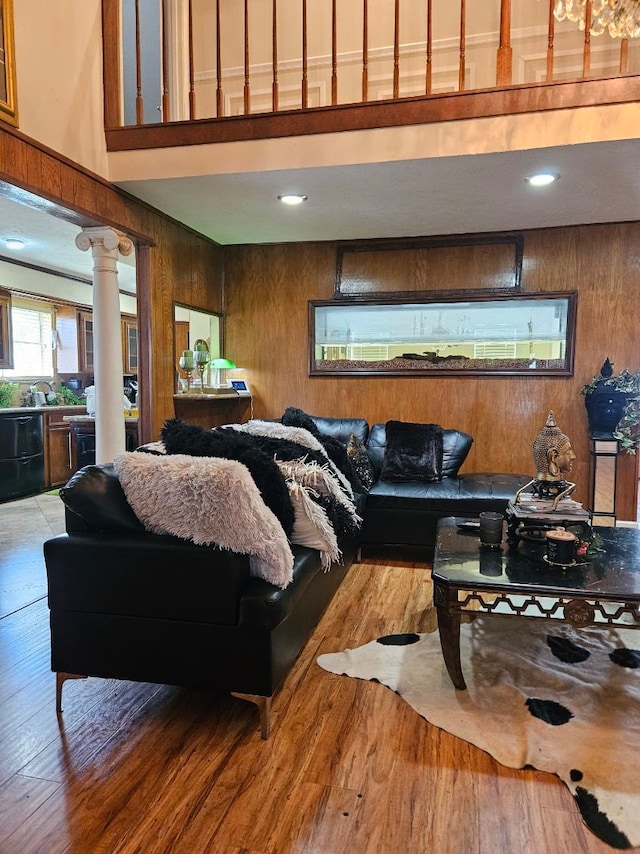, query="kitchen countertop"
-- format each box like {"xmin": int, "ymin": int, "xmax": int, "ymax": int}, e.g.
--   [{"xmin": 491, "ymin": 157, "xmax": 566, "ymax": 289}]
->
[
  {"xmin": 63, "ymin": 414, "xmax": 139, "ymax": 423},
  {"xmin": 0, "ymin": 405, "xmax": 87, "ymax": 414}
]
